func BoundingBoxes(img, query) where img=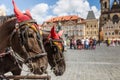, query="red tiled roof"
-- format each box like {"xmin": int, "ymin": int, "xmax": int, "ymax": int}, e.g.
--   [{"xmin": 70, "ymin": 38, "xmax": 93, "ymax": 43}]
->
[{"xmin": 46, "ymin": 15, "xmax": 80, "ymax": 23}]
